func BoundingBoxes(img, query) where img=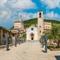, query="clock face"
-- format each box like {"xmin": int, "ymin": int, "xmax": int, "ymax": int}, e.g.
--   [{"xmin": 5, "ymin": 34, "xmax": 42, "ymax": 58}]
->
[{"xmin": 39, "ymin": 12, "xmax": 41, "ymax": 18}]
